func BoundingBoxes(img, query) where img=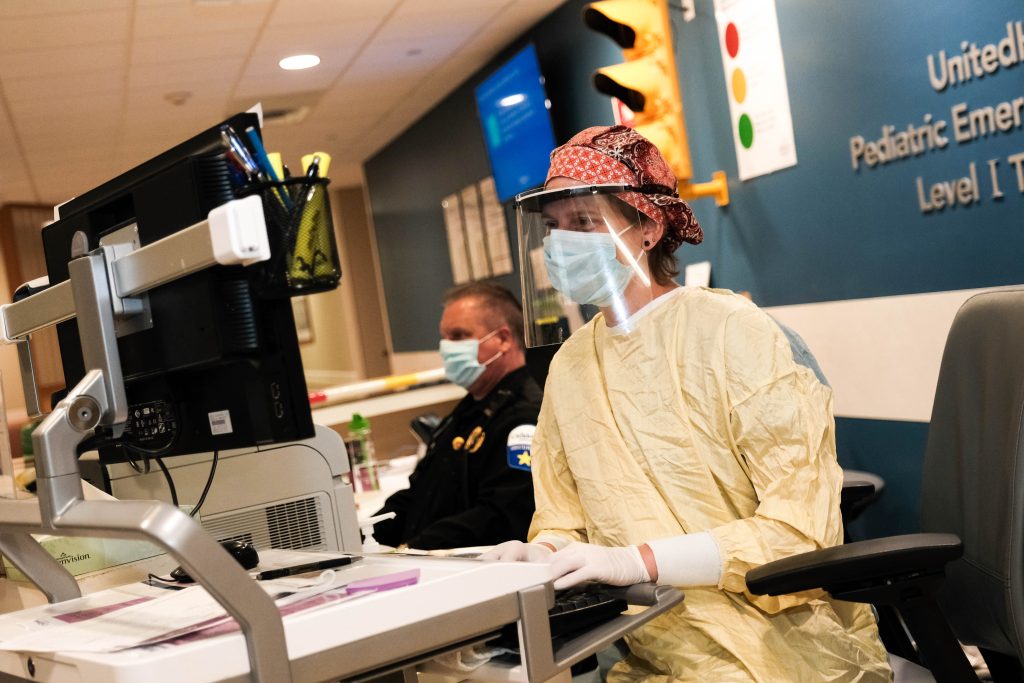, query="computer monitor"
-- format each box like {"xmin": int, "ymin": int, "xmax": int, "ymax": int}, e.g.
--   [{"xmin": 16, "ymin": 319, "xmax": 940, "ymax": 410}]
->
[
  {"xmin": 474, "ymin": 43, "xmax": 557, "ymax": 202},
  {"xmin": 41, "ymin": 112, "xmax": 314, "ymax": 462}
]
